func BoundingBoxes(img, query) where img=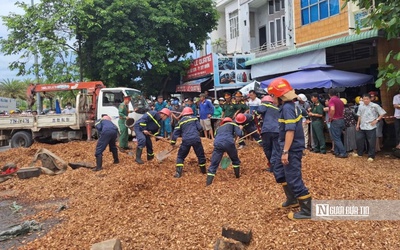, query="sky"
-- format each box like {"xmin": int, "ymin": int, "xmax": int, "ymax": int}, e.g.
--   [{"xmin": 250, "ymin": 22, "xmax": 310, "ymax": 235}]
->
[{"xmin": 0, "ymin": 0, "xmax": 31, "ymax": 81}]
